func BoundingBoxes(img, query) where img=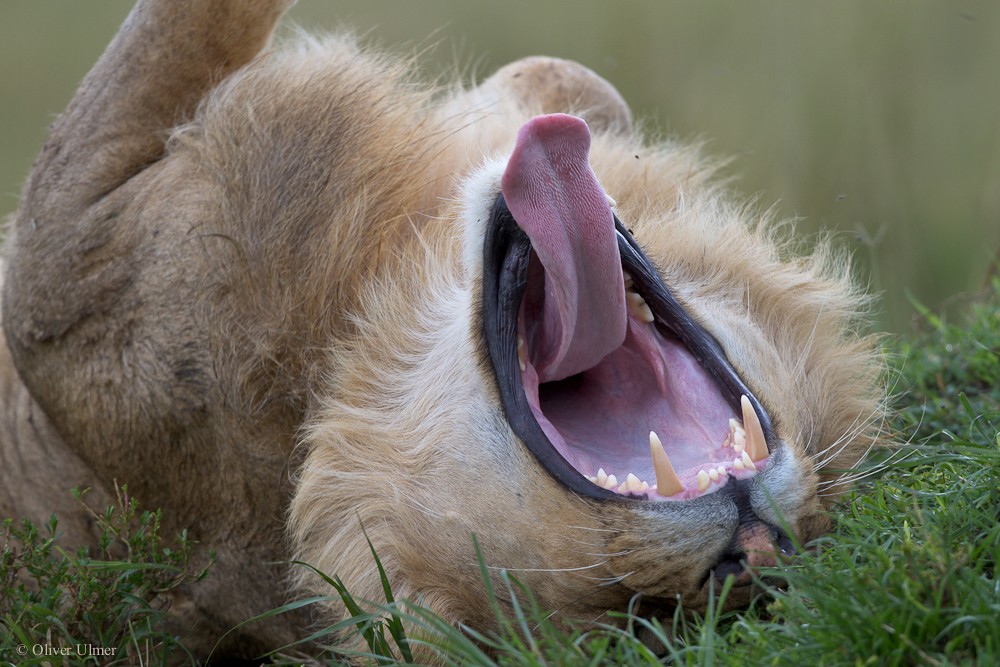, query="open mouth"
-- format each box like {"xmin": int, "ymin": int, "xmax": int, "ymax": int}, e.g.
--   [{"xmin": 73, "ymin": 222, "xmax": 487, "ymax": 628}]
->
[{"xmin": 482, "ymin": 114, "xmax": 777, "ymax": 502}]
